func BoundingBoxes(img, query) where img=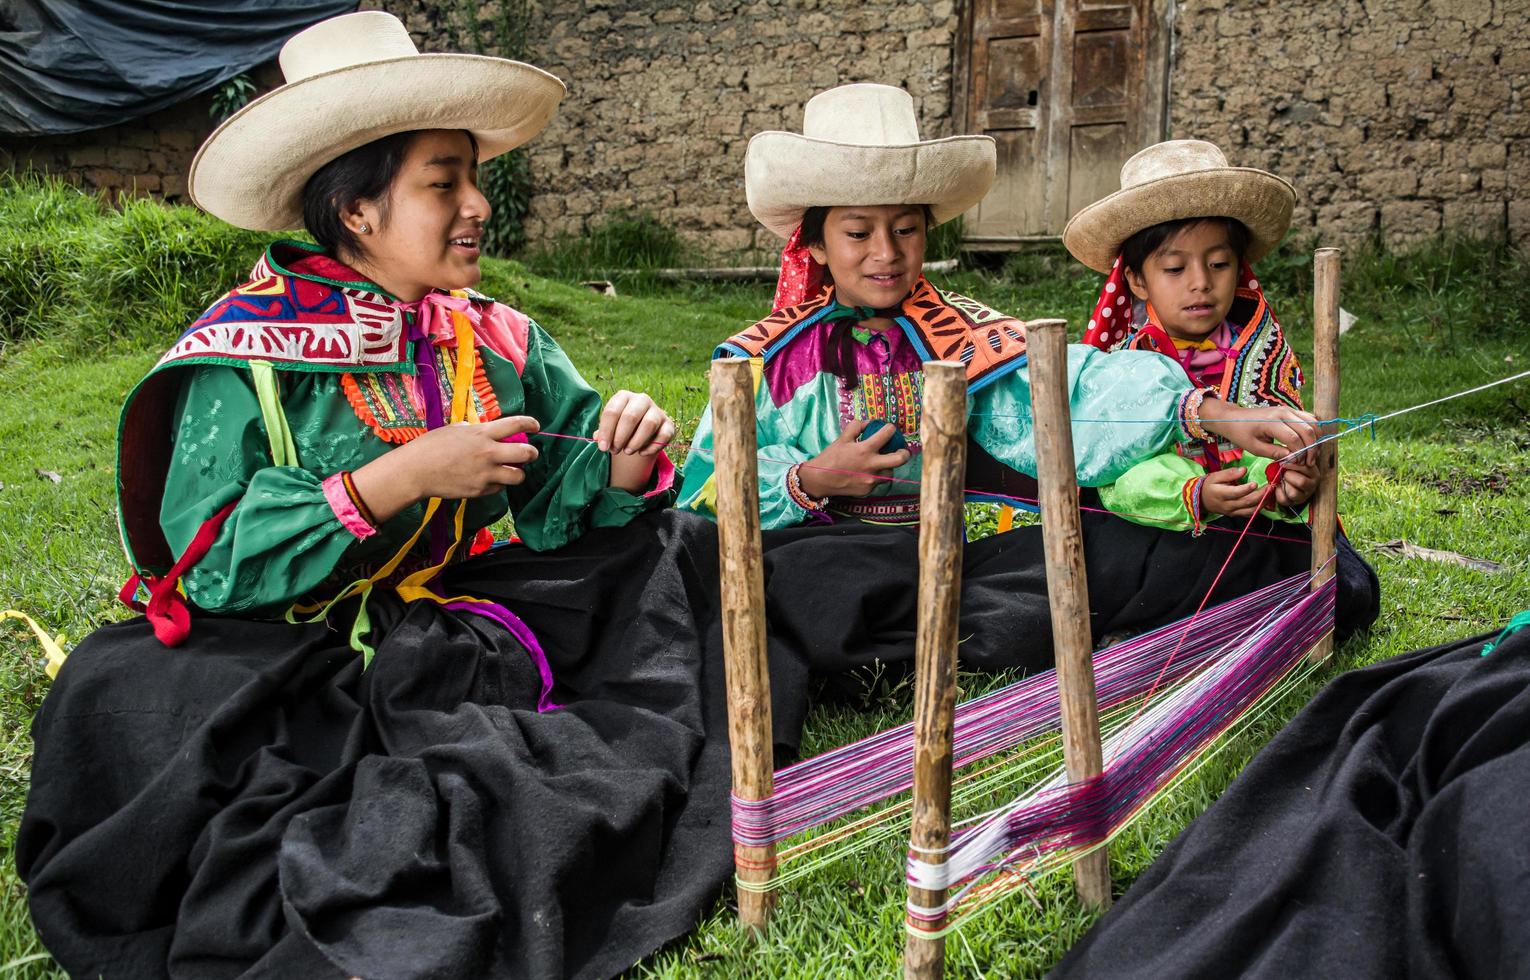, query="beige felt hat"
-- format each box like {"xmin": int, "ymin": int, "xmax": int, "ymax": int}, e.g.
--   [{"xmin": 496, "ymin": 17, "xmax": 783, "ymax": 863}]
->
[
  {"xmin": 1062, "ymin": 140, "xmax": 1296, "ymax": 273},
  {"xmin": 189, "ymin": 11, "xmax": 565, "ymax": 231},
  {"xmin": 745, "ymin": 83, "xmax": 997, "ymax": 239}
]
